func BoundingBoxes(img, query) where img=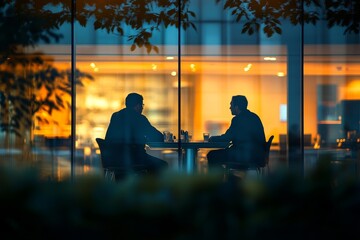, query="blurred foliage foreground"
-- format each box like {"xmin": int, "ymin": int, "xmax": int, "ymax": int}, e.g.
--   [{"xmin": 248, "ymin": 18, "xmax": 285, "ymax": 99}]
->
[{"xmin": 1, "ymin": 156, "xmax": 360, "ymax": 240}]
